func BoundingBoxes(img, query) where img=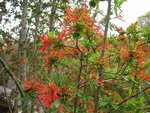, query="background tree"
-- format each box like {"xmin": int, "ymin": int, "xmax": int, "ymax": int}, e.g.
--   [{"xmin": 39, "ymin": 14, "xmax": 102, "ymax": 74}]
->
[{"xmin": 137, "ymin": 11, "xmax": 150, "ymax": 44}]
